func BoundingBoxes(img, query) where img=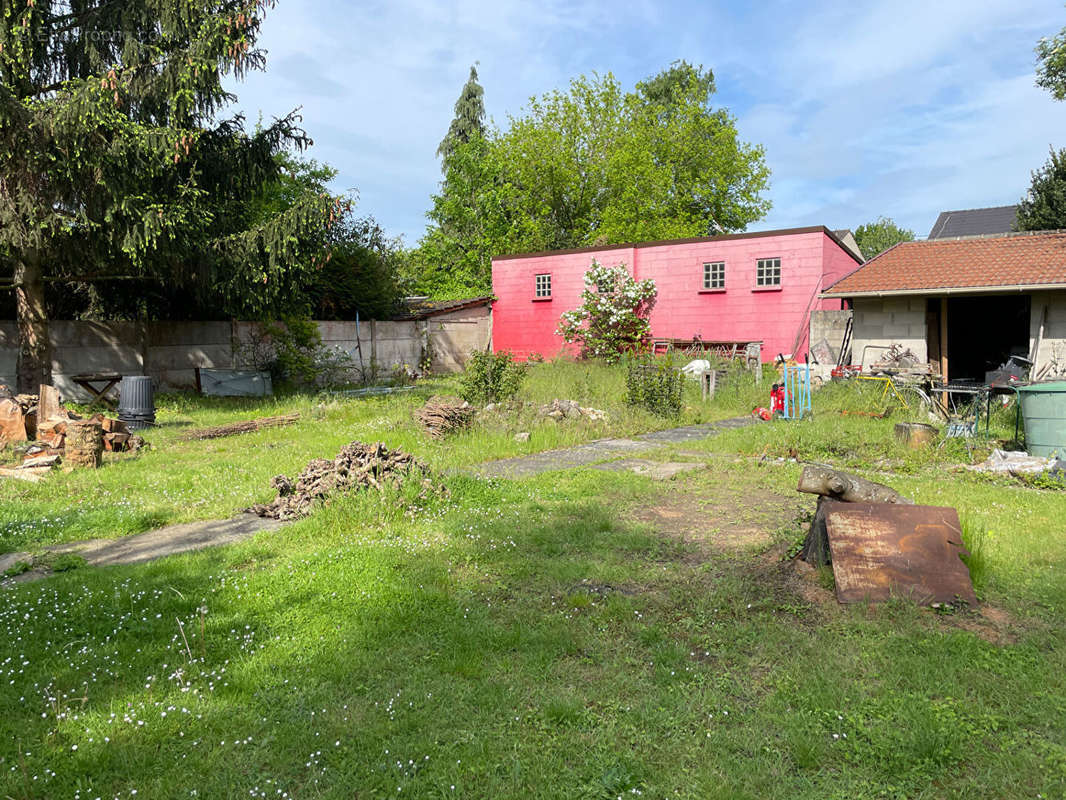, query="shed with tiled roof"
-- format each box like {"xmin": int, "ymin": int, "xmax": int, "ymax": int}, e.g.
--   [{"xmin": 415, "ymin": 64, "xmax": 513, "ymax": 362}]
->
[{"xmin": 822, "ymin": 231, "xmax": 1066, "ymax": 383}]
